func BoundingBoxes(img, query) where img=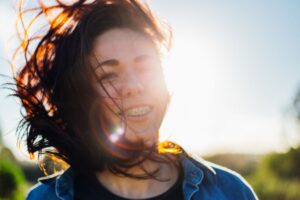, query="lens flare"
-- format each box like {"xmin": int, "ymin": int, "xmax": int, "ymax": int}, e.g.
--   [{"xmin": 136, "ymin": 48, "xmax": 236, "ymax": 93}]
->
[{"xmin": 109, "ymin": 126, "xmax": 124, "ymax": 143}]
